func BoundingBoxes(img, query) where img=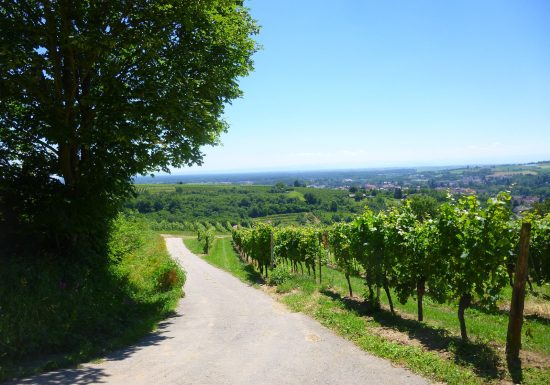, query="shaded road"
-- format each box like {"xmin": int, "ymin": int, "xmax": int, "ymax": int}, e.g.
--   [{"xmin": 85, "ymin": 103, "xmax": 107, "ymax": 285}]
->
[{"xmin": 10, "ymin": 238, "xmax": 427, "ymax": 385}]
